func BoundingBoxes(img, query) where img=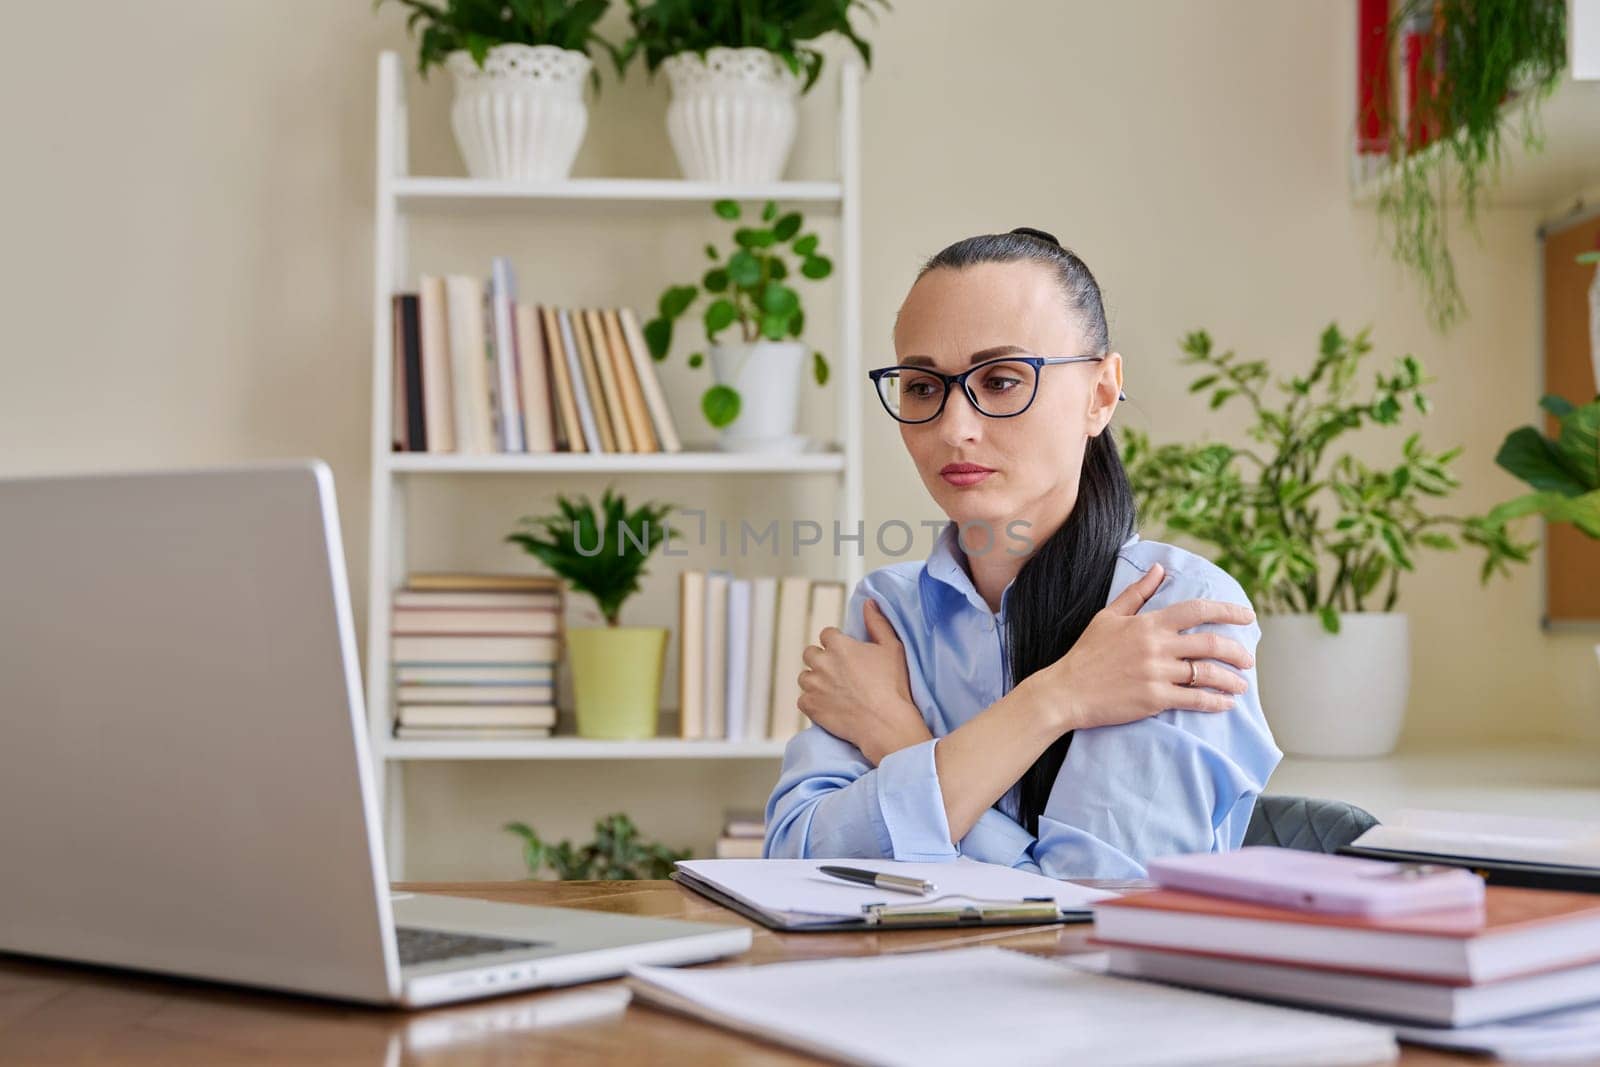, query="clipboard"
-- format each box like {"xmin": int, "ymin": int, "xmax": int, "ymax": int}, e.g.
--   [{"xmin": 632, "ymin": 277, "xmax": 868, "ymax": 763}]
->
[{"xmin": 671, "ymin": 866, "xmax": 1097, "ymax": 932}]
